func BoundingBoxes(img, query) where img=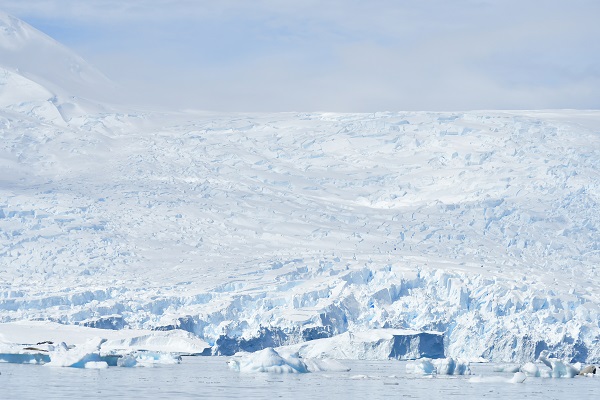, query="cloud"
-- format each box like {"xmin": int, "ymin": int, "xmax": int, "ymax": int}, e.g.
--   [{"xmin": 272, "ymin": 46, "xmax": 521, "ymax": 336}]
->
[{"xmin": 2, "ymin": 0, "xmax": 600, "ymax": 111}]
